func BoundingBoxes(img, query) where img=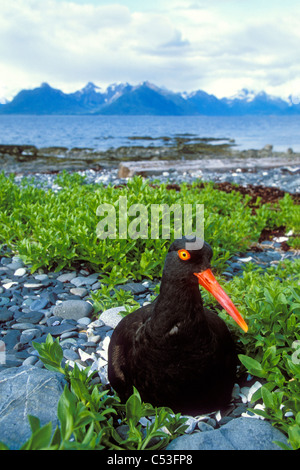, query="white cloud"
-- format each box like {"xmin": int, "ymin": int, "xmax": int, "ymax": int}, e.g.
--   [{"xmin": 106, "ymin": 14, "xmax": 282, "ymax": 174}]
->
[{"xmin": 0, "ymin": 0, "xmax": 300, "ymax": 99}]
